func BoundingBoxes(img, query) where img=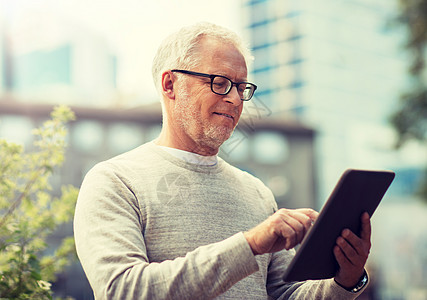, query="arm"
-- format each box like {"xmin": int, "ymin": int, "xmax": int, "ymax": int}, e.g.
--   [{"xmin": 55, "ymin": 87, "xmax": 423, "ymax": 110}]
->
[{"xmin": 73, "ymin": 164, "xmax": 258, "ymax": 299}]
